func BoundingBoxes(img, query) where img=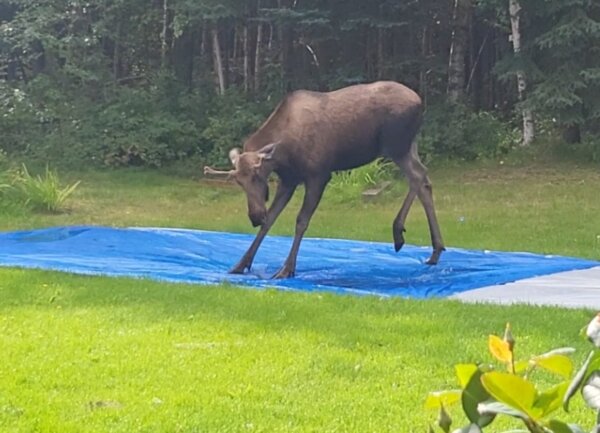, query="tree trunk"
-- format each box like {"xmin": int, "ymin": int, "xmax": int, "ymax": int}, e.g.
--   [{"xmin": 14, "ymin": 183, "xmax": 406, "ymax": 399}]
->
[
  {"xmin": 277, "ymin": 0, "xmax": 294, "ymax": 92},
  {"xmin": 161, "ymin": 0, "xmax": 169, "ymax": 68},
  {"xmin": 212, "ymin": 26, "xmax": 226, "ymax": 95},
  {"xmin": 447, "ymin": 0, "xmax": 471, "ymax": 103},
  {"xmin": 113, "ymin": 20, "xmax": 122, "ymax": 81},
  {"xmin": 255, "ymin": 20, "xmax": 263, "ymax": 93},
  {"xmin": 419, "ymin": 25, "xmax": 429, "ymax": 105},
  {"xmin": 377, "ymin": 27, "xmax": 384, "ymax": 79},
  {"xmin": 244, "ymin": 23, "xmax": 250, "ymax": 92},
  {"xmin": 508, "ymin": 0, "xmax": 535, "ymax": 145}
]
